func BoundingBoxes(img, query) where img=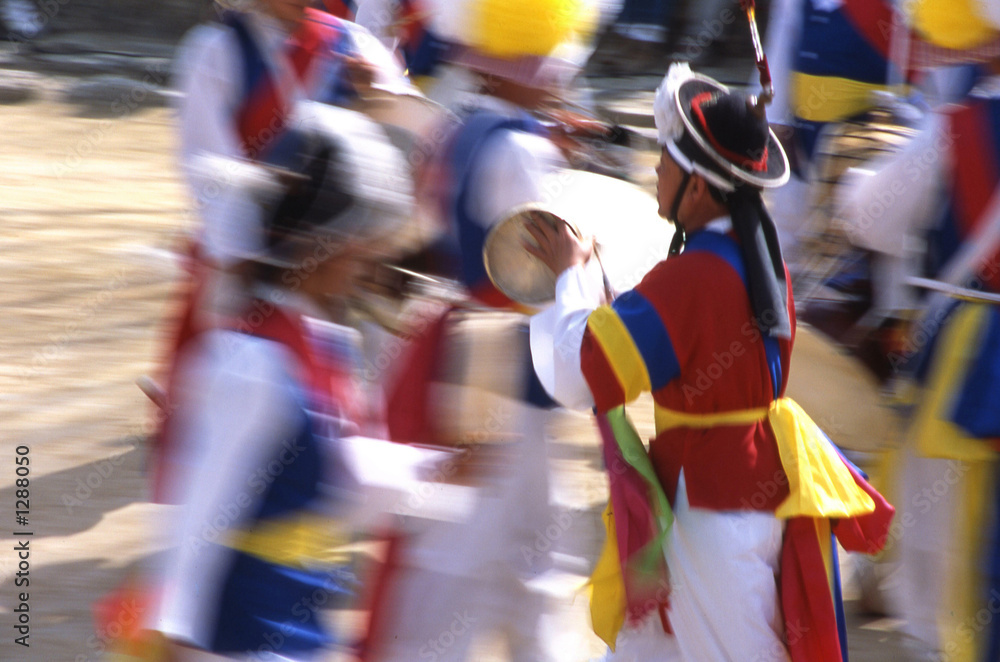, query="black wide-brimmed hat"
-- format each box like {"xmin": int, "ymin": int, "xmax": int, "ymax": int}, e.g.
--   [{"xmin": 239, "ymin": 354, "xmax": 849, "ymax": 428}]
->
[
  {"xmin": 653, "ymin": 63, "xmax": 792, "ymax": 339},
  {"xmin": 654, "ymin": 64, "xmax": 789, "ymax": 191}
]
